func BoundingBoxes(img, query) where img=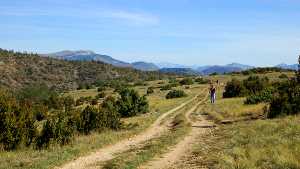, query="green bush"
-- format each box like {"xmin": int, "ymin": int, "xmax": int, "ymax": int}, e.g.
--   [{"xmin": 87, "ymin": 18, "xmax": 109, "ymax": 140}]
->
[
  {"xmin": 97, "ymin": 86, "xmax": 106, "ymax": 92},
  {"xmin": 77, "ymin": 106, "xmax": 98, "ymax": 134},
  {"xmin": 223, "ymin": 76, "xmax": 270, "ymax": 98},
  {"xmin": 0, "ymin": 90, "xmax": 36, "ymax": 150},
  {"xmin": 147, "ymin": 87, "xmax": 154, "ymax": 95},
  {"xmin": 195, "ymin": 77, "xmax": 210, "ymax": 84},
  {"xmin": 223, "ymin": 79, "xmax": 245, "ymax": 98},
  {"xmin": 35, "ymin": 111, "xmax": 75, "ymax": 149},
  {"xmin": 243, "ymin": 76, "xmax": 269, "ymax": 95},
  {"xmin": 279, "ymin": 73, "xmax": 288, "ymax": 79},
  {"xmin": 117, "ymin": 88, "xmax": 149, "ymax": 117},
  {"xmin": 160, "ymin": 84, "xmax": 173, "ymax": 91},
  {"xmin": 179, "ymin": 78, "xmax": 194, "ymax": 85},
  {"xmin": 35, "ymin": 119, "xmax": 54, "ymax": 149},
  {"xmin": 267, "ymin": 80, "xmax": 300, "ymax": 118},
  {"xmin": 245, "ymin": 88, "xmax": 274, "ymax": 104},
  {"xmin": 96, "ymin": 92, "xmax": 106, "ymax": 99},
  {"xmin": 97, "ymin": 97, "xmax": 121, "ymax": 130},
  {"xmin": 166, "ymin": 90, "xmax": 187, "ymax": 99}
]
